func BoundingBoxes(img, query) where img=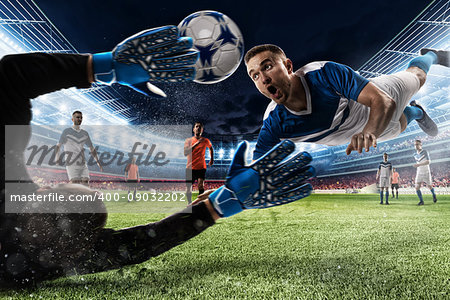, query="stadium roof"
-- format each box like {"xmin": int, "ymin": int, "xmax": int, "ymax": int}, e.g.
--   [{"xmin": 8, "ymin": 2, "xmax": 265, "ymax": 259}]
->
[{"xmin": 0, "ymin": 0, "xmax": 132, "ymax": 125}]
